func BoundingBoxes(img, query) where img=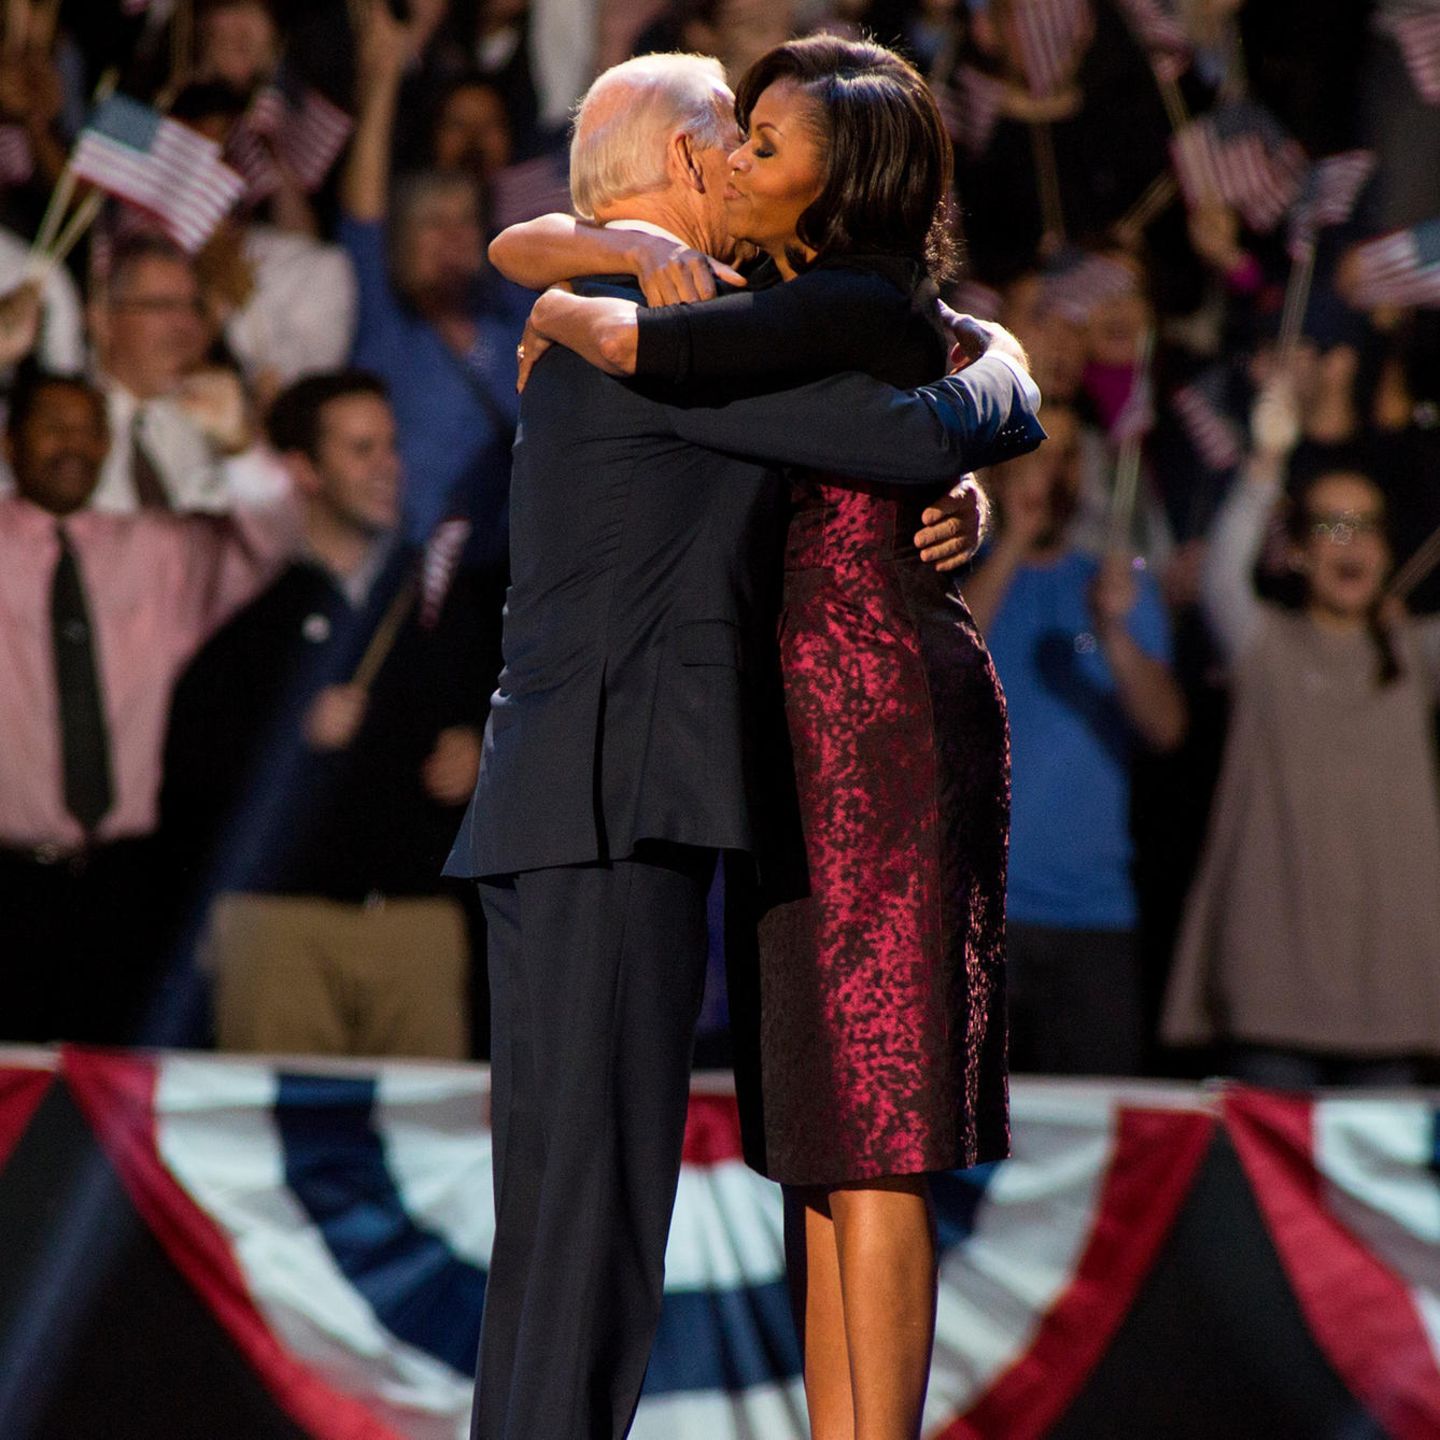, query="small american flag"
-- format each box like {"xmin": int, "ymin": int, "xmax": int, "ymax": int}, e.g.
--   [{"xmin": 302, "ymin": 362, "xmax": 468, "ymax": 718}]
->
[
  {"xmin": 1170, "ymin": 369, "xmax": 1244, "ymax": 472},
  {"xmin": 420, "ymin": 518, "xmax": 472, "ymax": 629},
  {"xmin": 1002, "ymin": 0, "xmax": 1094, "ymax": 98},
  {"xmin": 489, "ymin": 152, "xmax": 572, "ymax": 231},
  {"xmin": 1040, "ymin": 246, "xmax": 1138, "ymax": 323},
  {"xmin": 225, "ymin": 78, "xmax": 351, "ymax": 201},
  {"xmin": 0, "ymin": 123, "xmax": 34, "ymax": 187},
  {"xmin": 71, "ymin": 94, "xmax": 245, "ymax": 253},
  {"xmin": 1287, "ymin": 149, "xmax": 1376, "ymax": 259},
  {"xmin": 1112, "ymin": 0, "xmax": 1190, "ymax": 81},
  {"xmin": 937, "ymin": 65, "xmax": 1008, "ymax": 156},
  {"xmin": 1375, "ymin": 4, "xmax": 1440, "ymax": 105},
  {"xmin": 1347, "ymin": 217, "xmax": 1440, "ymax": 308},
  {"xmin": 1170, "ymin": 100, "xmax": 1308, "ymax": 233}
]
